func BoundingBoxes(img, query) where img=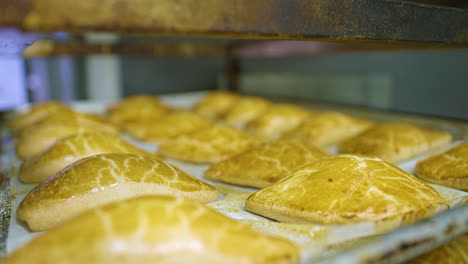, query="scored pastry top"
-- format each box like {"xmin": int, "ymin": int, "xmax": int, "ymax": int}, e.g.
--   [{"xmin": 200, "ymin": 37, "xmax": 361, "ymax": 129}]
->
[
  {"xmin": 158, "ymin": 125, "xmax": 262, "ymax": 164},
  {"xmin": 205, "ymin": 139, "xmax": 330, "ymax": 188},
  {"xmin": 283, "ymin": 111, "xmax": 374, "ymax": 146},
  {"xmin": 192, "ymin": 91, "xmax": 239, "ymax": 119},
  {"xmin": 123, "ymin": 111, "xmax": 214, "ymax": 142},
  {"xmin": 19, "ymin": 132, "xmax": 160, "ymax": 183},
  {"xmin": 17, "ymin": 153, "xmax": 219, "ymax": 231},
  {"xmin": 339, "ymin": 123, "xmax": 452, "ymax": 163},
  {"xmin": 222, "ymin": 96, "xmax": 272, "ymax": 127},
  {"xmin": 246, "ymin": 154, "xmax": 446, "ymax": 224},
  {"xmin": 247, "ymin": 104, "xmax": 313, "ymax": 139},
  {"xmin": 7, "ymin": 196, "xmax": 299, "ymax": 264},
  {"xmin": 415, "ymin": 141, "xmax": 468, "ymax": 191}
]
